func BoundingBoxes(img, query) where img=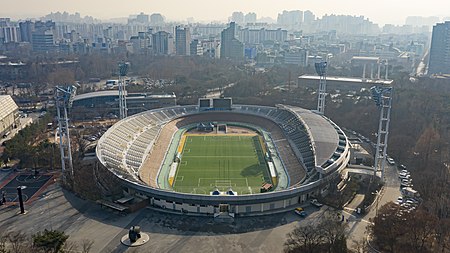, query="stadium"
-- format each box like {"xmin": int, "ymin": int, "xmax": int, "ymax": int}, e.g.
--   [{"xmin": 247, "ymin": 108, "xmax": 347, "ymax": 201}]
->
[{"xmin": 95, "ymin": 98, "xmax": 350, "ymax": 216}]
